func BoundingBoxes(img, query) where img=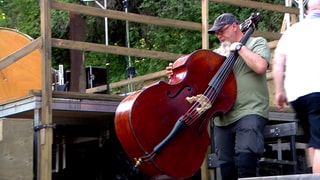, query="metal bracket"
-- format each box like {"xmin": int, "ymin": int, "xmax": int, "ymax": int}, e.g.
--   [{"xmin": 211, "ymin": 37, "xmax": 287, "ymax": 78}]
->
[{"xmin": 34, "ymin": 124, "xmax": 56, "ymax": 131}]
